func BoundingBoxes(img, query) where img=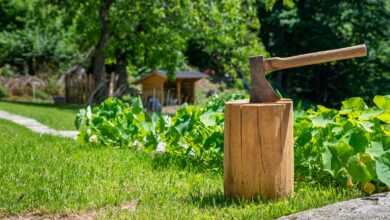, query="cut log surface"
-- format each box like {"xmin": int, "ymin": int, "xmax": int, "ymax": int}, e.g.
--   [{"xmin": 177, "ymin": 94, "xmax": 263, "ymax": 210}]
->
[{"xmin": 224, "ymin": 99, "xmax": 294, "ymax": 199}]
